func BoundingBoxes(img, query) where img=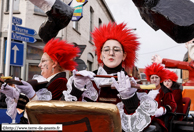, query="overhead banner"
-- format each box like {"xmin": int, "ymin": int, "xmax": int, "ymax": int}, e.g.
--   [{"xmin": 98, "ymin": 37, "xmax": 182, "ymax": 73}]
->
[{"xmin": 71, "ymin": 0, "xmax": 88, "ymax": 21}]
